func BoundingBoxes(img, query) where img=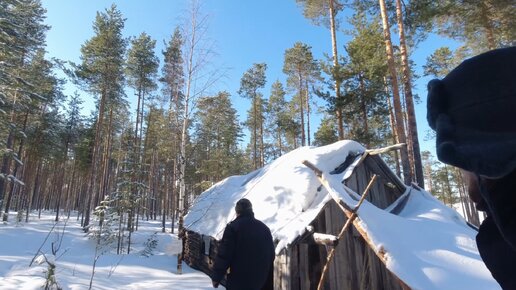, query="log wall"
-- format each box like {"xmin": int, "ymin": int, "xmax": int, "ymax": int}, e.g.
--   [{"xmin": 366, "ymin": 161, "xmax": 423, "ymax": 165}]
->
[{"xmin": 182, "ymin": 230, "xmax": 220, "ymax": 280}]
